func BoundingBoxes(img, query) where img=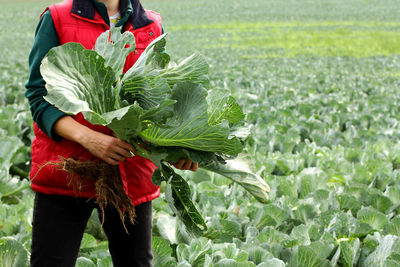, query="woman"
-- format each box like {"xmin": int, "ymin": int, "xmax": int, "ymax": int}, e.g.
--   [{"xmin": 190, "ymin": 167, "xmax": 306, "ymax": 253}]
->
[{"xmin": 25, "ymin": 0, "xmax": 197, "ymax": 266}]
